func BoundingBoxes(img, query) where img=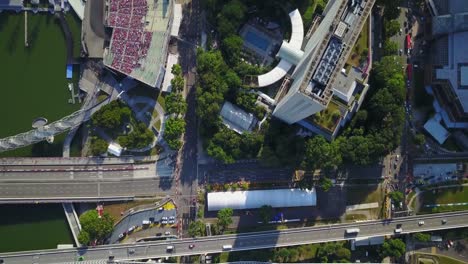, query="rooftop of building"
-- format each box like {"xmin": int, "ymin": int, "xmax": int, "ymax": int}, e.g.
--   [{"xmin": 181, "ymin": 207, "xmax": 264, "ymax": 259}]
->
[
  {"xmin": 0, "ymin": 0, "xmax": 23, "ymax": 7},
  {"xmin": 434, "ymin": 31, "xmax": 468, "ymax": 112},
  {"xmin": 220, "ymin": 101, "xmax": 257, "ymax": 134},
  {"xmin": 103, "ymin": 0, "xmax": 172, "ymax": 87}
]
